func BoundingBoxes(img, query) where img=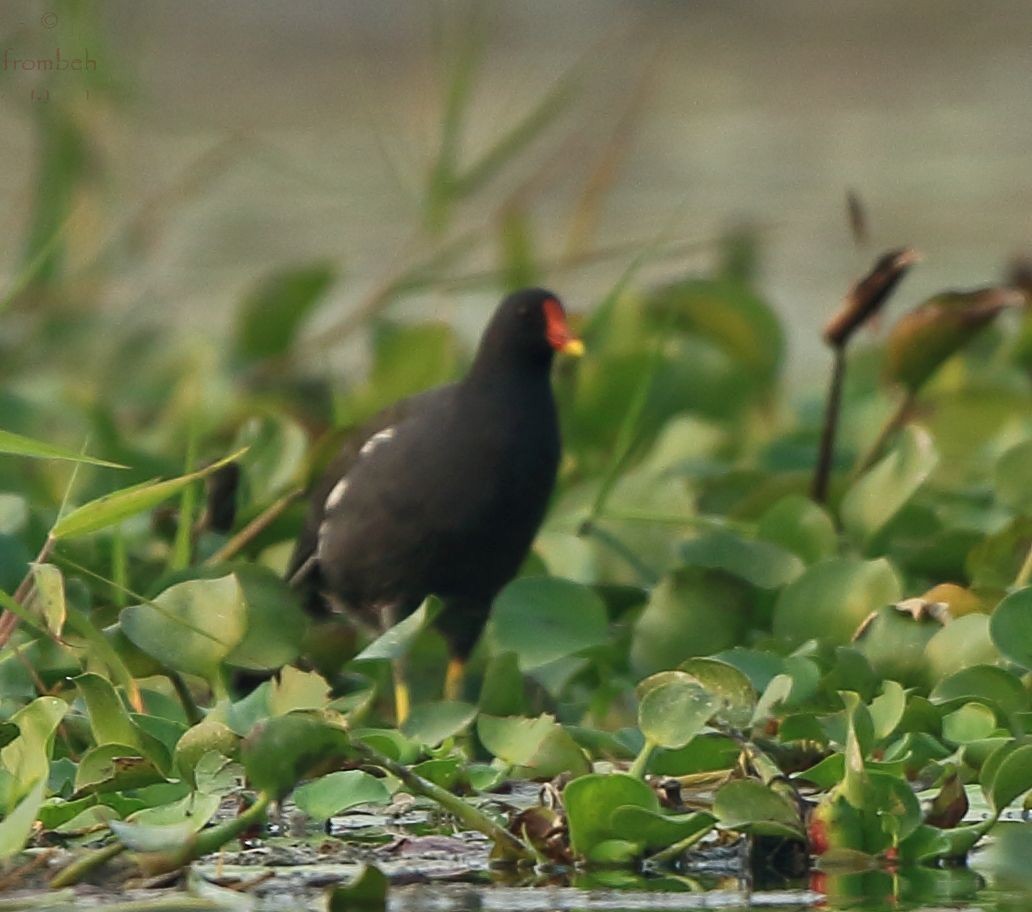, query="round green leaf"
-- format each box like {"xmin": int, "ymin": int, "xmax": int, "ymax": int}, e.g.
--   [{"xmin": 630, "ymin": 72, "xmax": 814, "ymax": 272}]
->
[
  {"xmin": 930, "ymin": 665, "xmax": 1028, "ymax": 718},
  {"xmin": 224, "ymin": 564, "xmax": 306, "ymax": 671},
  {"xmin": 488, "ymin": 577, "xmax": 609, "ymax": 671},
  {"xmin": 712, "ymin": 779, "xmax": 803, "ymax": 838},
  {"xmin": 401, "ymin": 701, "xmax": 477, "ymax": 747},
  {"xmin": 990, "ymin": 587, "xmax": 1032, "ymax": 669},
  {"xmin": 756, "ymin": 494, "xmax": 837, "ymax": 565},
  {"xmin": 120, "ymin": 574, "xmax": 247, "ymax": 679},
  {"xmin": 638, "ymin": 678, "xmax": 718, "ymax": 750},
  {"xmin": 293, "ymin": 770, "xmax": 391, "ymax": 821},
  {"xmin": 242, "ymin": 712, "xmax": 352, "ymax": 798},
  {"xmin": 563, "ymin": 773, "xmax": 659, "ymax": 858},
  {"xmin": 942, "ymin": 703, "xmax": 997, "ymax": 745},
  {"xmin": 841, "ymin": 427, "xmax": 938, "ymax": 547},
  {"xmin": 679, "ymin": 530, "xmax": 804, "ymax": 589},
  {"xmin": 679, "ymin": 657, "xmax": 756, "ymax": 728},
  {"xmin": 773, "ymin": 557, "xmax": 902, "ymax": 648}
]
